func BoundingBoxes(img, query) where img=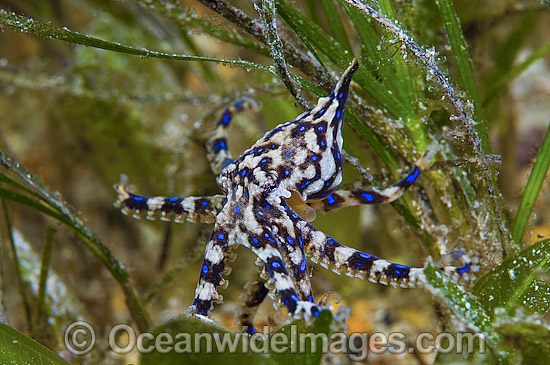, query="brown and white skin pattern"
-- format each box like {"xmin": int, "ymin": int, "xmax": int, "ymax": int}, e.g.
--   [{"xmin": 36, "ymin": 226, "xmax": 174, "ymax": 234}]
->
[{"xmin": 114, "ymin": 59, "xmax": 474, "ymax": 333}]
